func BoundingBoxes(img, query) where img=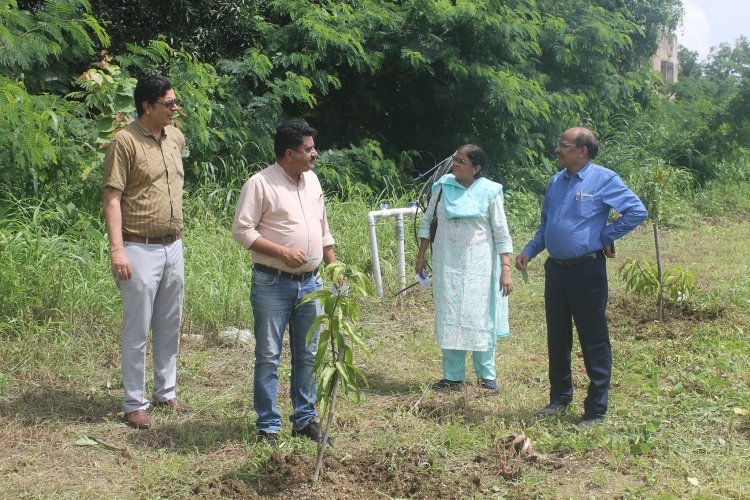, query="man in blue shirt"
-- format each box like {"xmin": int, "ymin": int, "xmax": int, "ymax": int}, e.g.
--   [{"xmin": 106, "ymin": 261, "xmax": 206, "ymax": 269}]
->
[{"xmin": 515, "ymin": 127, "xmax": 647, "ymax": 430}]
